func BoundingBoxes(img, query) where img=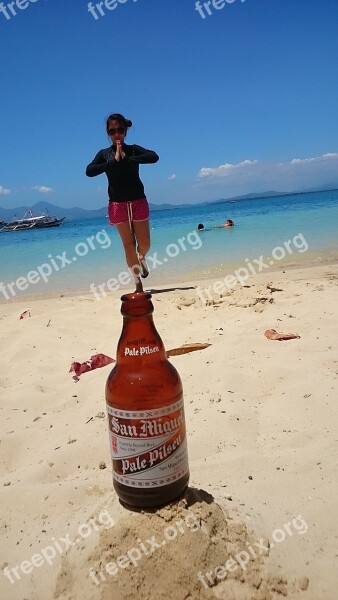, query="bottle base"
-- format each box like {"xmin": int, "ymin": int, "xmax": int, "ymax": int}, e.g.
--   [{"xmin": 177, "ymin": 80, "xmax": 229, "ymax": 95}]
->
[{"xmin": 114, "ymin": 473, "xmax": 190, "ymax": 509}]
